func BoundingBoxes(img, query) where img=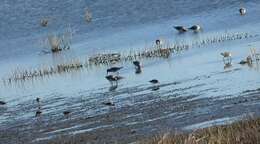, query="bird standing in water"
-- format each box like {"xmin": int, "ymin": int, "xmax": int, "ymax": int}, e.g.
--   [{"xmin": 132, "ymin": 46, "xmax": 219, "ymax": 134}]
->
[
  {"xmin": 189, "ymin": 25, "xmax": 201, "ymax": 32},
  {"xmin": 0, "ymin": 101, "xmax": 6, "ymax": 105},
  {"xmin": 133, "ymin": 60, "xmax": 142, "ymax": 74},
  {"xmin": 149, "ymin": 79, "xmax": 160, "ymax": 91},
  {"xmin": 107, "ymin": 67, "xmax": 123, "ymax": 75},
  {"xmin": 105, "ymin": 75, "xmax": 124, "ymax": 85},
  {"xmin": 221, "ymin": 52, "xmax": 232, "ymax": 65},
  {"xmin": 173, "ymin": 26, "xmax": 188, "ymax": 33},
  {"xmin": 239, "ymin": 7, "xmax": 246, "ymax": 15}
]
